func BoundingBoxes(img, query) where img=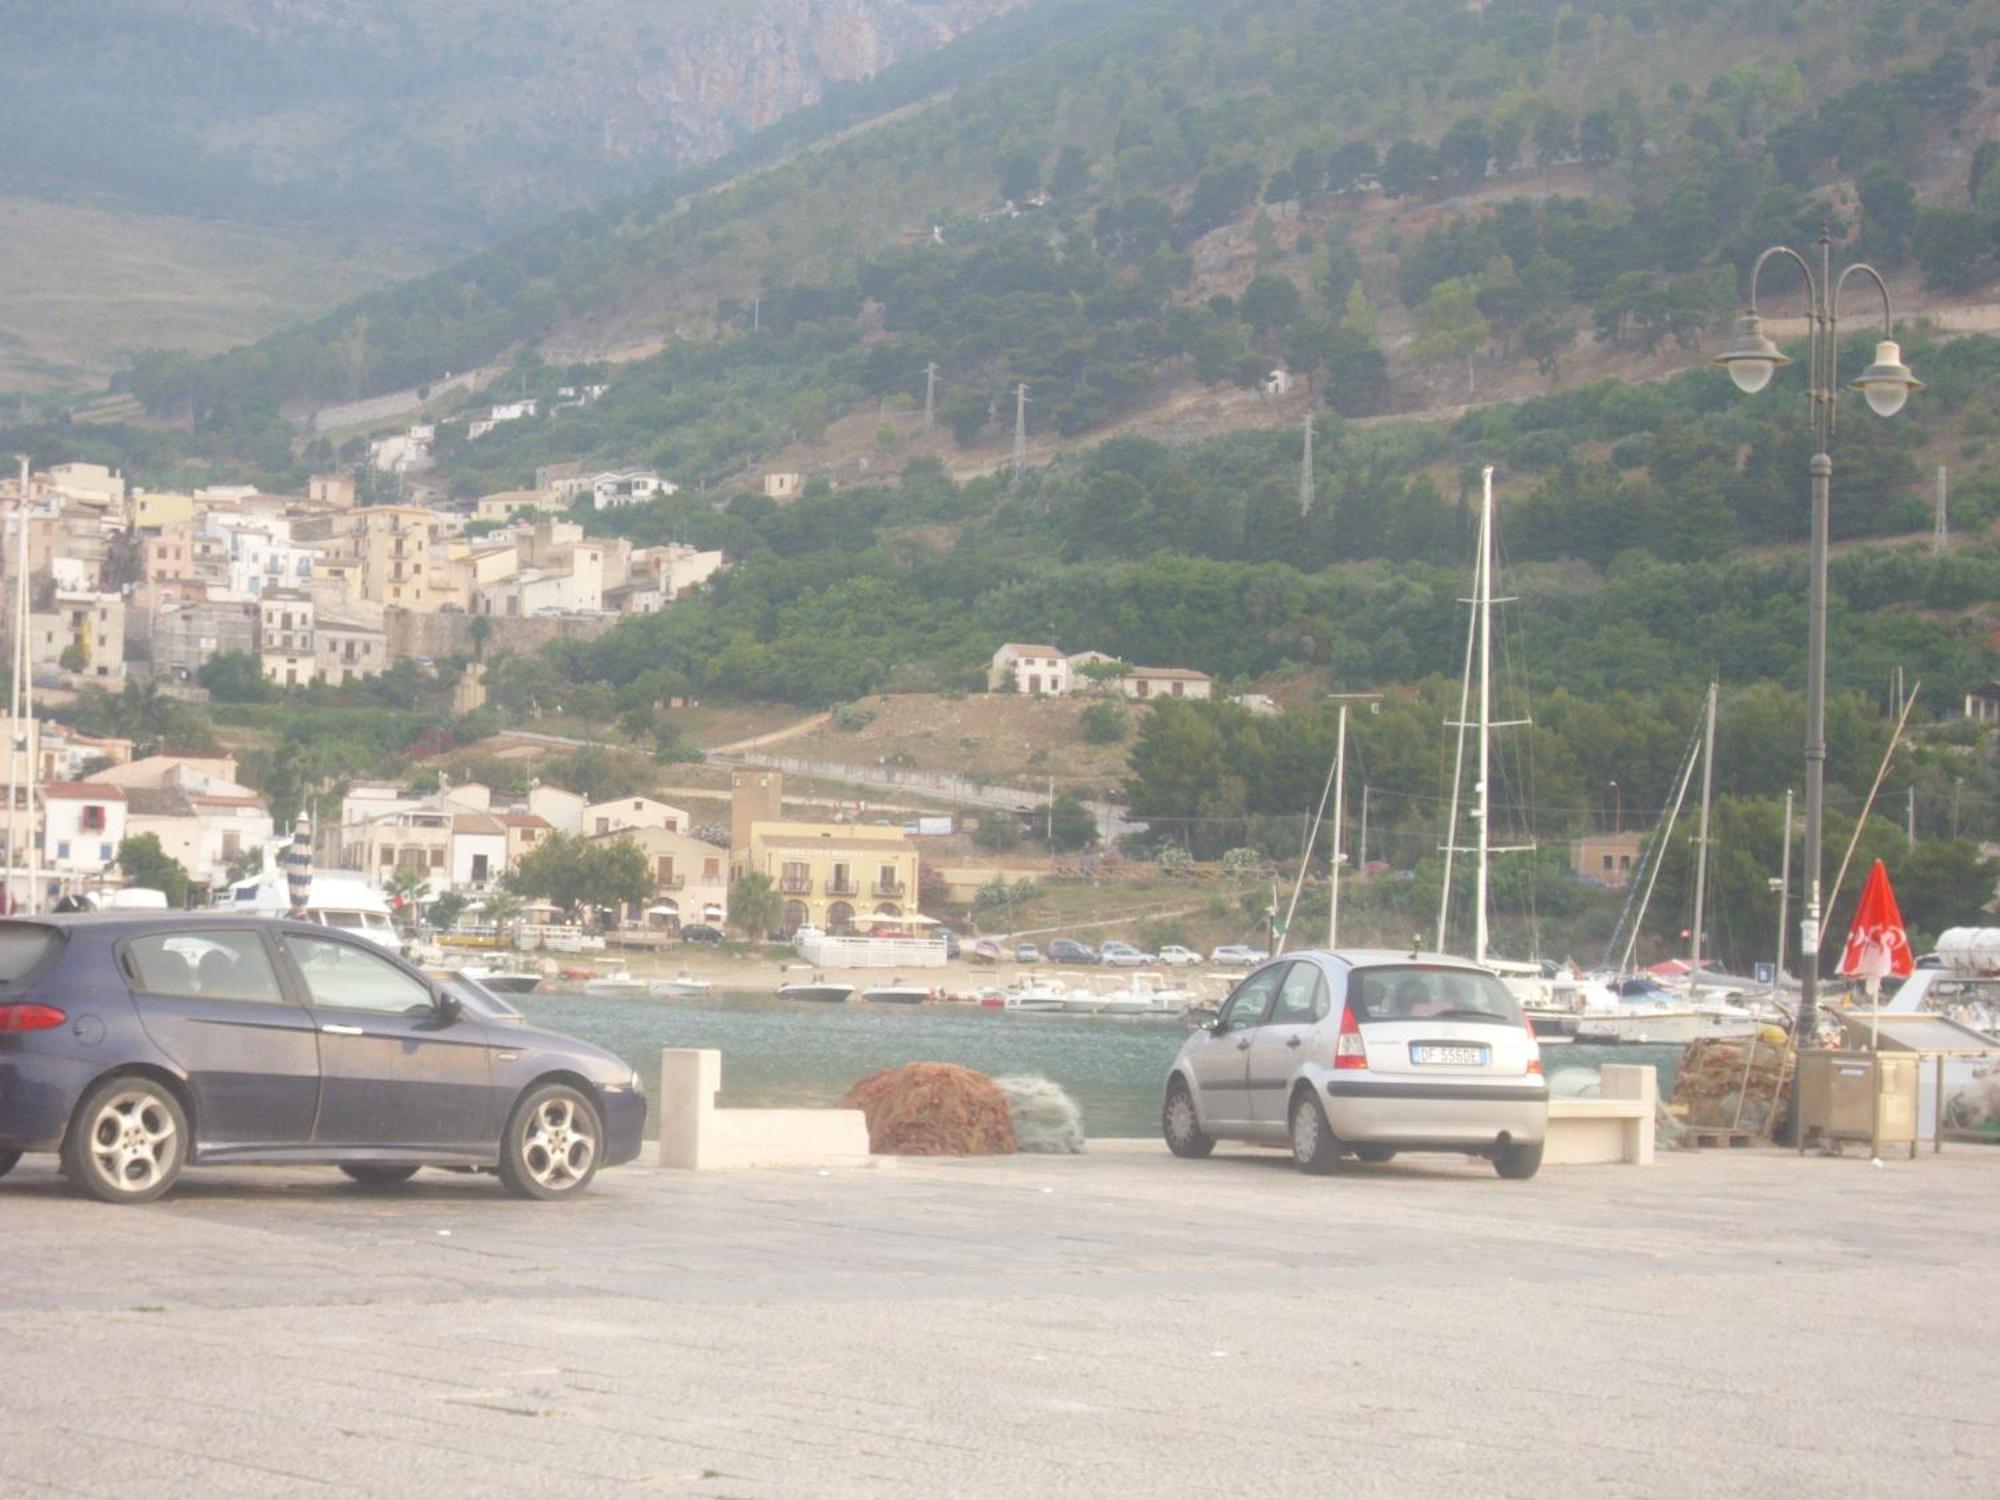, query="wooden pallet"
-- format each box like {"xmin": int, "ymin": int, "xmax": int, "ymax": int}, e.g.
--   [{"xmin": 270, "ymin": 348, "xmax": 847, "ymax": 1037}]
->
[{"xmin": 1682, "ymin": 1128, "xmax": 1758, "ymax": 1150}]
